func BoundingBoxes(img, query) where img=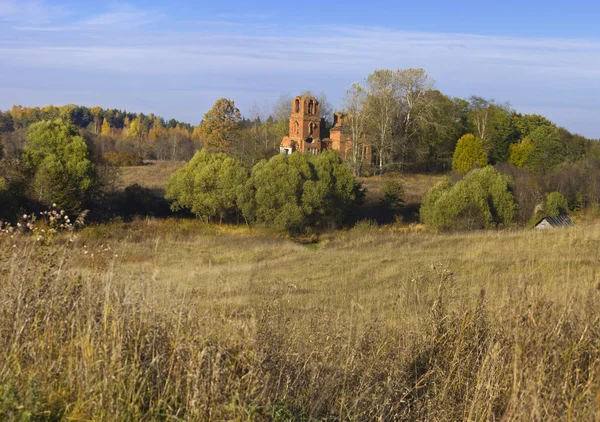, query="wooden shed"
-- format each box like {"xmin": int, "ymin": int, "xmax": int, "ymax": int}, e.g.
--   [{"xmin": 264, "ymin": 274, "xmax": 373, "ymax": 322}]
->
[{"xmin": 534, "ymin": 215, "xmax": 574, "ymax": 230}]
